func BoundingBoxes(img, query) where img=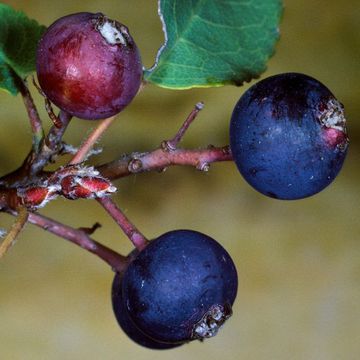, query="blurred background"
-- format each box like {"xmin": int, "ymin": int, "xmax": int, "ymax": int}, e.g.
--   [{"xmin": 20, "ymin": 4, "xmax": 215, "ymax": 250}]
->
[{"xmin": 0, "ymin": 0, "xmax": 359, "ymax": 359}]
